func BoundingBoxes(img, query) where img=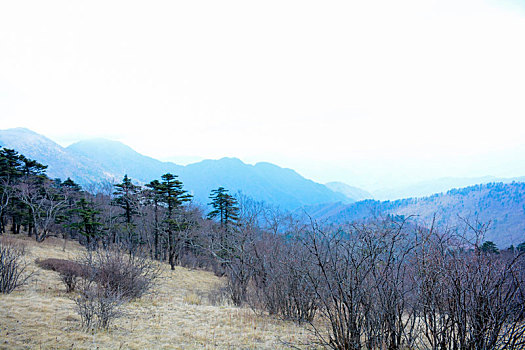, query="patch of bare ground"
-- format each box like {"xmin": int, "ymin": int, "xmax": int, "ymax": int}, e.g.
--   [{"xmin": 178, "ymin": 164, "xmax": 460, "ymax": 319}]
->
[{"xmin": 0, "ymin": 234, "xmax": 316, "ymax": 349}]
